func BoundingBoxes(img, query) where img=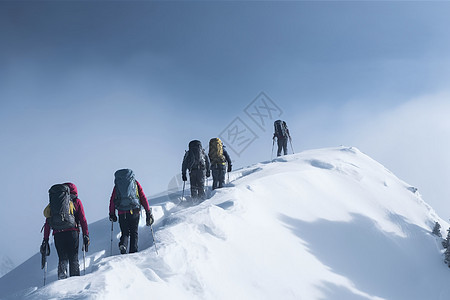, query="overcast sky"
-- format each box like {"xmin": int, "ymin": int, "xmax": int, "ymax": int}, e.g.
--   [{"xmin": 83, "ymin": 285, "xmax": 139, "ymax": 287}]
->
[{"xmin": 1, "ymin": 1, "xmax": 450, "ymax": 265}]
